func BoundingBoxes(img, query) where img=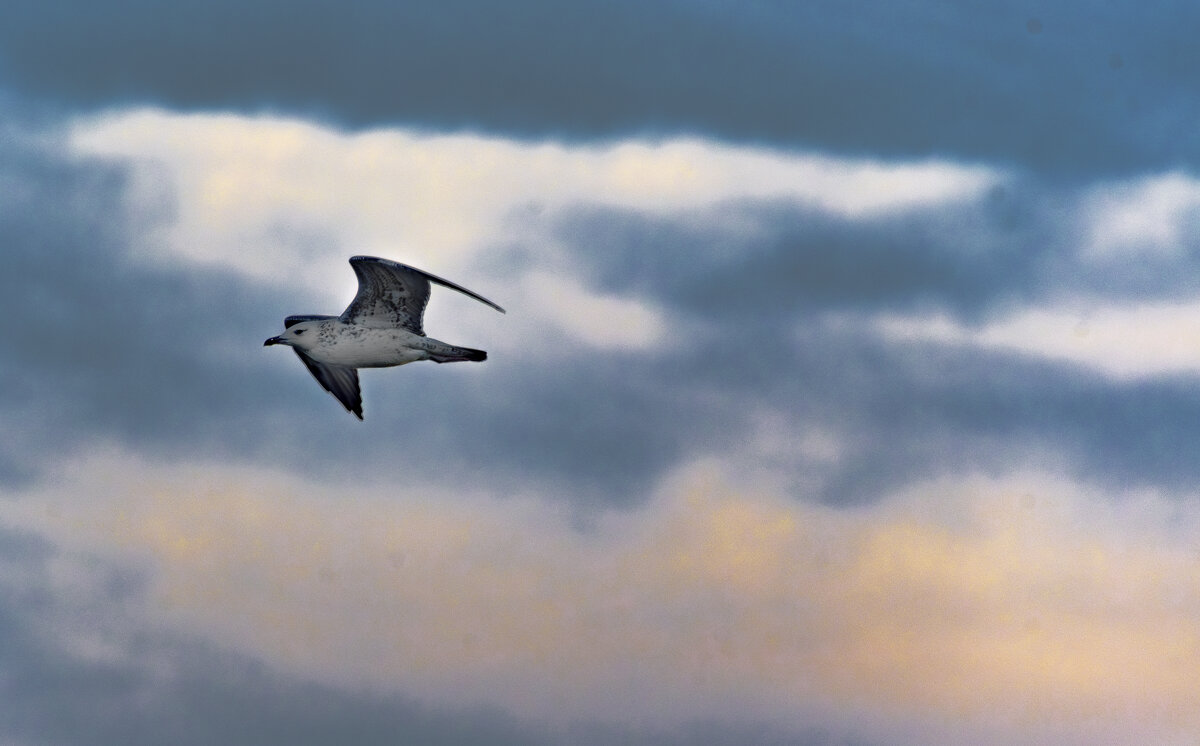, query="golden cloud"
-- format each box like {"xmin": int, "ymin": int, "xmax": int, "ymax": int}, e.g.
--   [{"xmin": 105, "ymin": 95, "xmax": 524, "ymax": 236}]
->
[{"xmin": 5, "ymin": 454, "xmax": 1198, "ymax": 742}]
